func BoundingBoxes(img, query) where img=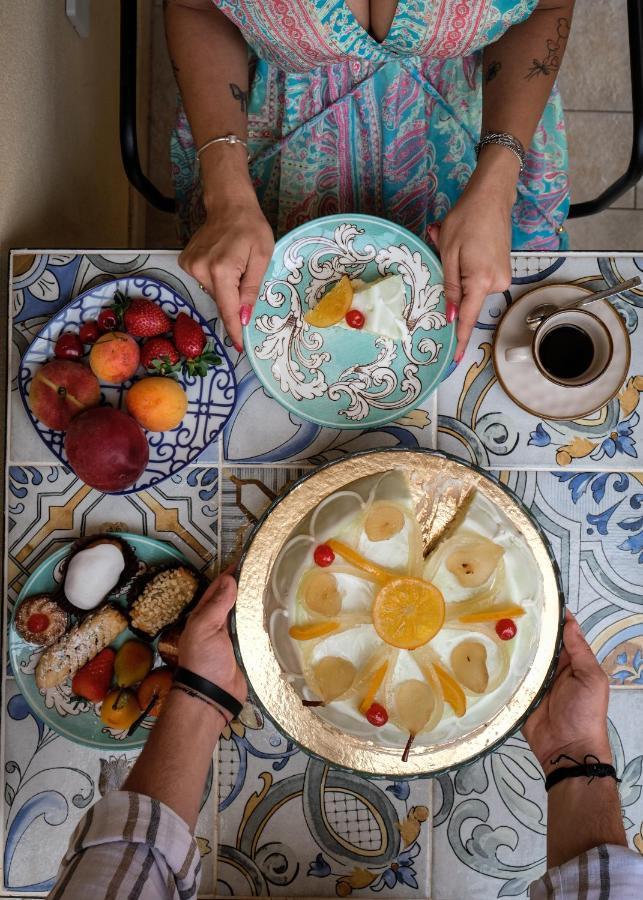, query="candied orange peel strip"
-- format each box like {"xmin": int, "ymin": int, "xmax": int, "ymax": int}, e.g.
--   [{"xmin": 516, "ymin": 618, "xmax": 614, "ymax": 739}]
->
[
  {"xmin": 359, "ymin": 661, "xmax": 389, "ymax": 715},
  {"xmin": 458, "ymin": 604, "xmax": 525, "ymax": 624},
  {"xmin": 326, "ymin": 539, "xmax": 398, "ymax": 584},
  {"xmin": 433, "ymin": 663, "xmax": 466, "ymax": 718},
  {"xmin": 289, "ymin": 621, "xmax": 339, "ymax": 641},
  {"xmin": 304, "ymin": 275, "xmax": 353, "ymax": 327}
]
